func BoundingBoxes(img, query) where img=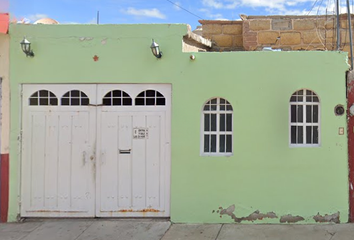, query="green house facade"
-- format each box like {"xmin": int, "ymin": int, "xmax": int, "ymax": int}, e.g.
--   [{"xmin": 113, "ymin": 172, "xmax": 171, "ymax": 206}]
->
[{"xmin": 6, "ymin": 23, "xmax": 349, "ymax": 223}]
